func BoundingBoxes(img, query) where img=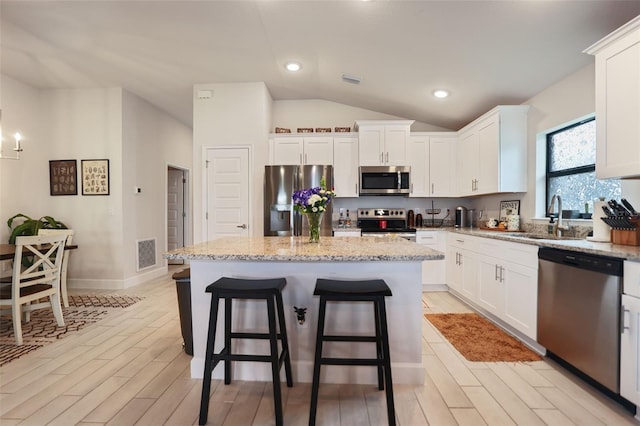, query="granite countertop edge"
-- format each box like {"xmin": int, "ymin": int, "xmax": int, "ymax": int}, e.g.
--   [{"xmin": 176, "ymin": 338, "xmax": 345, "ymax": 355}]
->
[{"xmin": 451, "ymin": 228, "xmax": 640, "ymax": 261}]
